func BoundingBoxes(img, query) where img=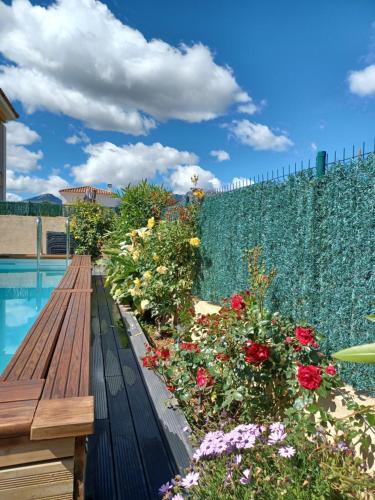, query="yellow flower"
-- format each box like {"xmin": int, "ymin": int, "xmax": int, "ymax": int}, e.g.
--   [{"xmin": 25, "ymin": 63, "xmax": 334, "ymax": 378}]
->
[
  {"xmin": 152, "ymin": 254, "xmax": 160, "ymax": 262},
  {"xmin": 143, "ymin": 271, "xmax": 152, "ymax": 281},
  {"xmin": 129, "ymin": 287, "xmax": 142, "ymax": 297},
  {"xmin": 140, "ymin": 299, "xmax": 150, "ymax": 311},
  {"xmin": 147, "ymin": 217, "xmax": 155, "ymax": 229},
  {"xmin": 132, "ymin": 250, "xmax": 140, "ymax": 261},
  {"xmin": 156, "ymin": 265, "xmax": 168, "ymax": 275},
  {"xmin": 133, "ymin": 277, "xmax": 142, "ymax": 287},
  {"xmin": 131, "ymin": 230, "xmax": 138, "ymax": 238},
  {"xmin": 189, "ymin": 237, "xmax": 200, "ymax": 247},
  {"xmin": 193, "ymin": 189, "xmax": 205, "ymax": 199}
]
